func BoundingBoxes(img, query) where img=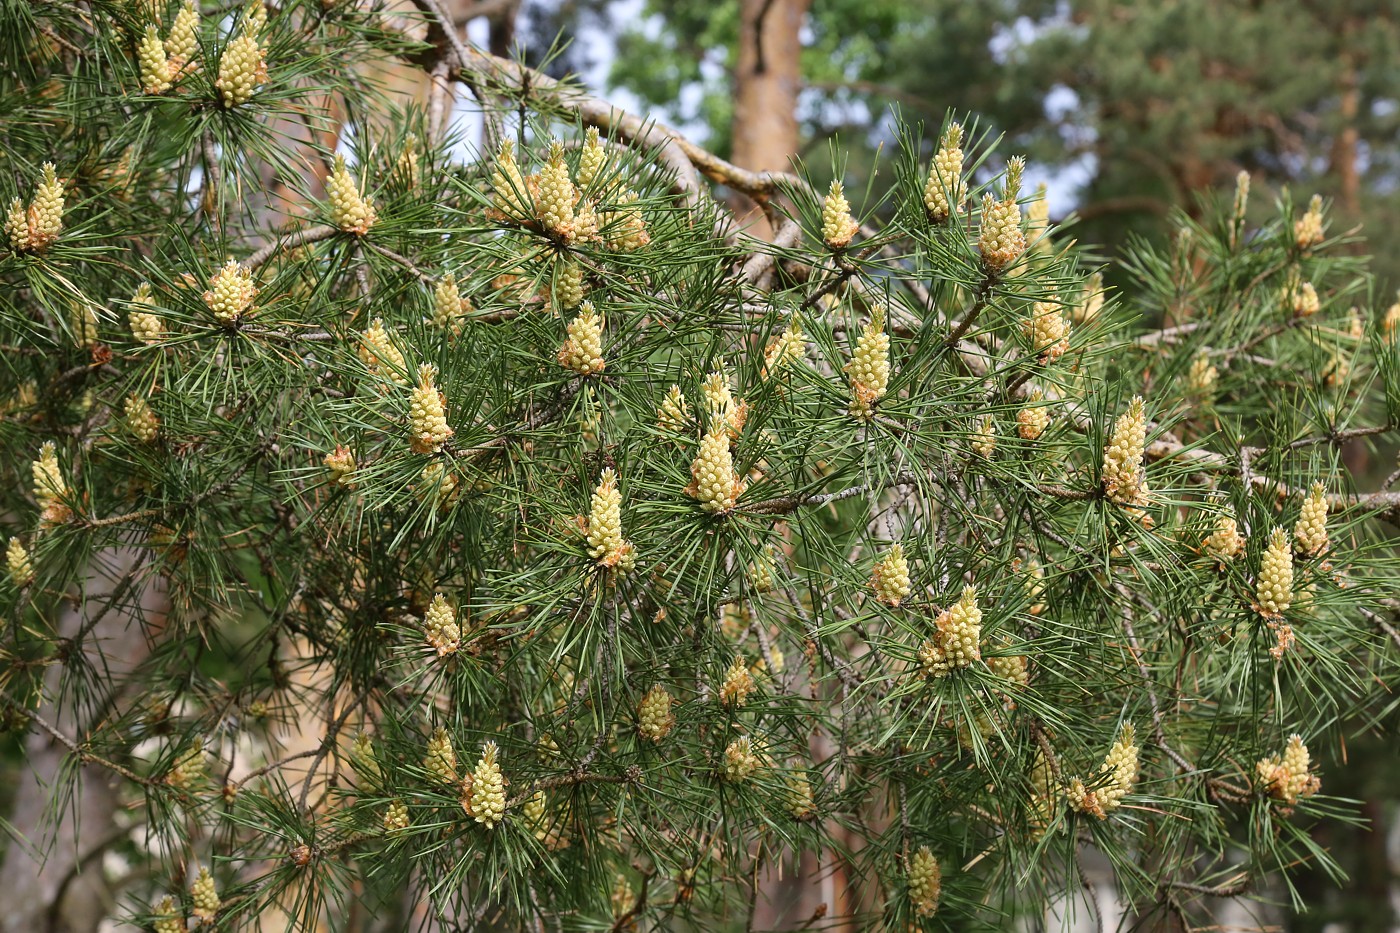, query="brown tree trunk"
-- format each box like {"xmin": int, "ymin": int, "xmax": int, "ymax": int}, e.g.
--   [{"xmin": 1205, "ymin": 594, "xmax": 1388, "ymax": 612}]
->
[
  {"xmin": 487, "ymin": 0, "xmax": 520, "ymax": 59},
  {"xmin": 730, "ymin": 0, "xmax": 810, "ymax": 238},
  {"xmin": 1329, "ymin": 52, "xmax": 1361, "ymax": 216}
]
